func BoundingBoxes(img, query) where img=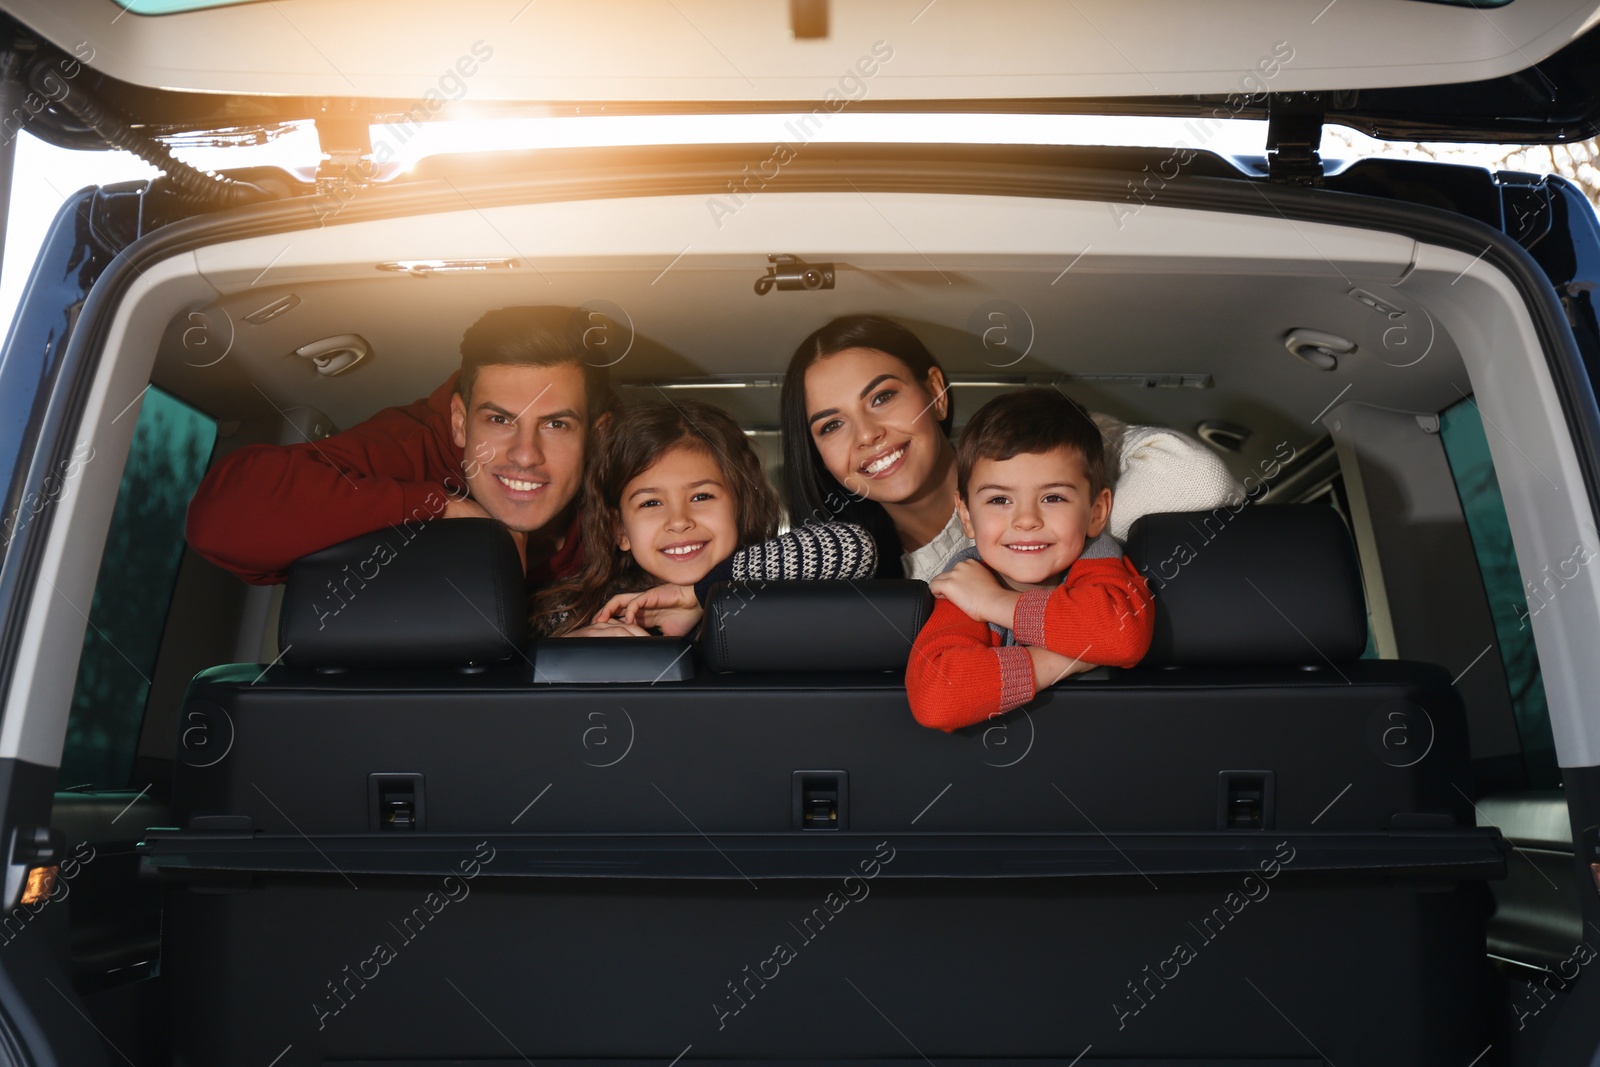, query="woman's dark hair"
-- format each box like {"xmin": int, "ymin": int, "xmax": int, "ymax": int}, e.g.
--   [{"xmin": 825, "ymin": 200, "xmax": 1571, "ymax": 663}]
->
[
  {"xmin": 532, "ymin": 398, "xmax": 780, "ymax": 636},
  {"xmin": 779, "ymin": 315, "xmax": 954, "ymax": 578}
]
